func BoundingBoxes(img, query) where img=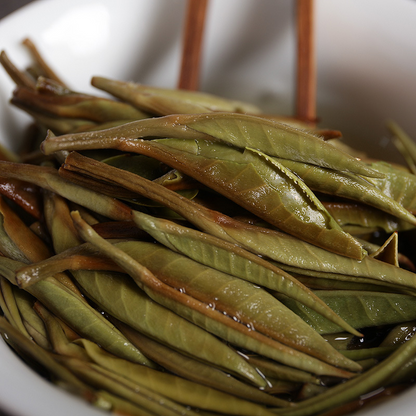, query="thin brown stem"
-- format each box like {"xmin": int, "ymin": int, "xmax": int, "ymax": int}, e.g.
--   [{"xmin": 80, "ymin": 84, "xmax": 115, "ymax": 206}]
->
[
  {"xmin": 295, "ymin": 0, "xmax": 316, "ymax": 124},
  {"xmin": 0, "ymin": 50, "xmax": 35, "ymax": 89},
  {"xmin": 177, "ymin": 0, "xmax": 209, "ymax": 91},
  {"xmin": 22, "ymin": 38, "xmax": 67, "ymax": 87}
]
